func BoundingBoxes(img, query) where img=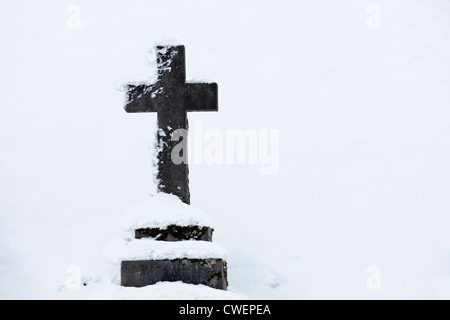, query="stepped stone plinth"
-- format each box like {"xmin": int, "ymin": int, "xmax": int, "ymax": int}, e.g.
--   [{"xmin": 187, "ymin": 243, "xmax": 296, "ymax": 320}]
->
[{"xmin": 118, "ymin": 194, "xmax": 228, "ymax": 290}]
